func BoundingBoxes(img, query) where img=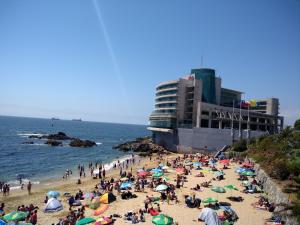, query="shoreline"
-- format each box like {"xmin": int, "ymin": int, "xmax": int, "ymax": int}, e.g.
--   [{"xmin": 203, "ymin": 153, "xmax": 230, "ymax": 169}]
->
[{"xmin": 6, "ymin": 153, "xmax": 144, "ymax": 192}]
